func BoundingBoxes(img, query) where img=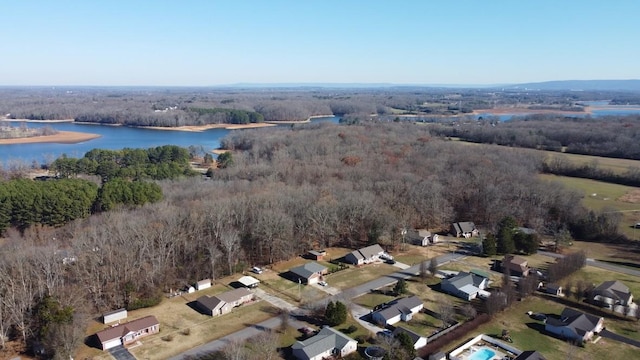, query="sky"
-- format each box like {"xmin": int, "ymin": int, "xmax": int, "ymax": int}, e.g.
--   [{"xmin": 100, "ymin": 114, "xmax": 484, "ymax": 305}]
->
[{"xmin": 1, "ymin": 0, "xmax": 639, "ymax": 86}]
